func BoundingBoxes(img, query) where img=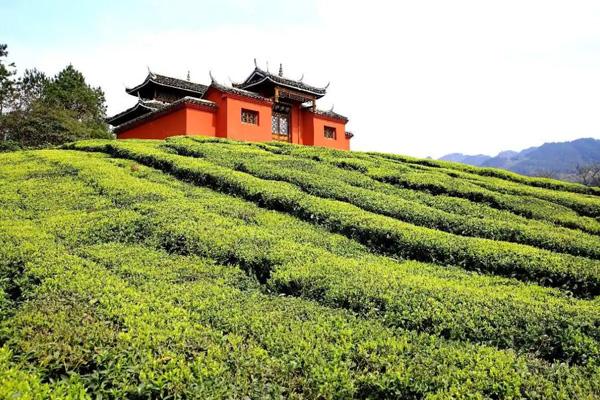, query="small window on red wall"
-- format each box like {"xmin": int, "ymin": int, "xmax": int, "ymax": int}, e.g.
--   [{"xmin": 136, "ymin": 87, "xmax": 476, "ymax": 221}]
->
[
  {"xmin": 241, "ymin": 109, "xmax": 259, "ymax": 125},
  {"xmin": 324, "ymin": 126, "xmax": 336, "ymax": 139}
]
